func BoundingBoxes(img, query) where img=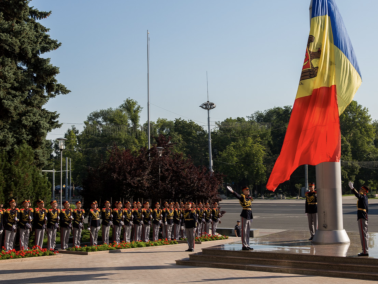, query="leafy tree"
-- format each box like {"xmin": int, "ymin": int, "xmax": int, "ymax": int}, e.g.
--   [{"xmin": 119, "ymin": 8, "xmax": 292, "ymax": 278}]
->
[{"xmin": 0, "ymin": 0, "xmax": 70, "ymax": 168}]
